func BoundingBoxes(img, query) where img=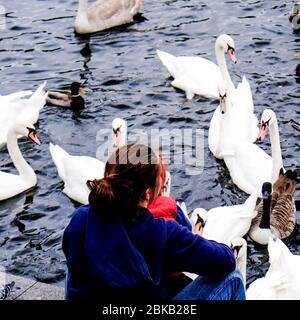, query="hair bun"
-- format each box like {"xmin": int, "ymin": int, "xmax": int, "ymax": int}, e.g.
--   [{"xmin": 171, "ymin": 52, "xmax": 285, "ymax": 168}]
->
[{"xmin": 87, "ymin": 176, "xmax": 135, "ymax": 218}]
